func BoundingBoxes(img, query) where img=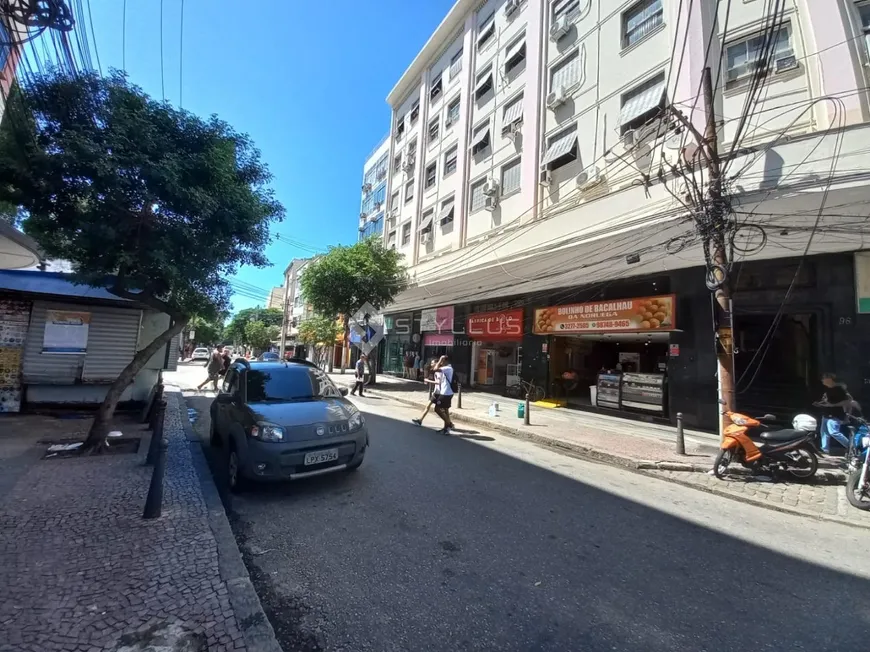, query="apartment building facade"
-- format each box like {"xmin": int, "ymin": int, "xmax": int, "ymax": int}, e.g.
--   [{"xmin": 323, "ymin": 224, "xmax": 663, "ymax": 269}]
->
[
  {"xmin": 359, "ymin": 137, "xmax": 390, "ymax": 241},
  {"xmin": 278, "ymin": 257, "xmax": 318, "ymax": 357},
  {"xmin": 380, "ymin": 0, "xmax": 870, "ymax": 430}
]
